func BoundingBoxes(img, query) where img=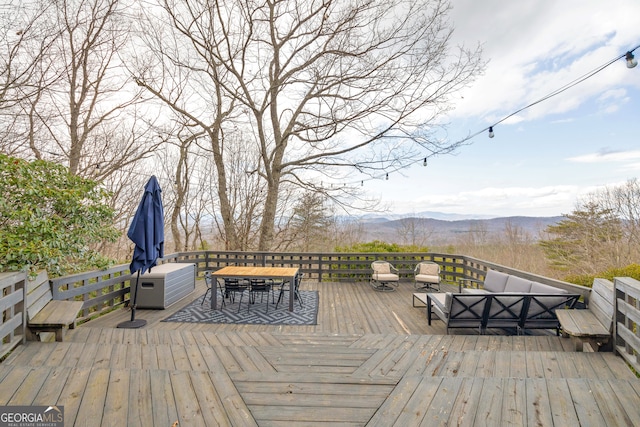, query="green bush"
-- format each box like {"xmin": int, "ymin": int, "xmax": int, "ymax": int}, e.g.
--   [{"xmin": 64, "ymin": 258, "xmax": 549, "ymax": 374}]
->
[
  {"xmin": 335, "ymin": 240, "xmax": 429, "ymax": 253},
  {"xmin": 563, "ymin": 263, "xmax": 640, "ymax": 287},
  {"xmin": 0, "ymin": 154, "xmax": 118, "ymax": 276}
]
